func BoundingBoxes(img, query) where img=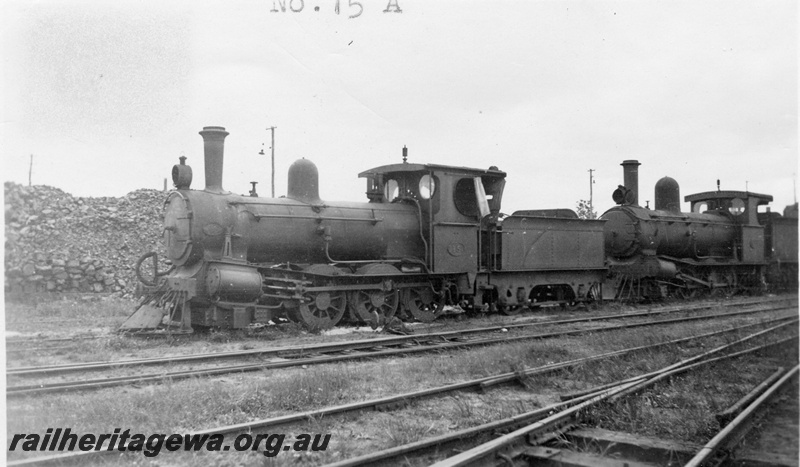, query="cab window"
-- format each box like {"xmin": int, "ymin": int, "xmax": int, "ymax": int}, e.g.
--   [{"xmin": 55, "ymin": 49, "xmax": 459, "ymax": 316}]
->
[
  {"xmin": 454, "ymin": 178, "xmax": 478, "ymax": 216},
  {"xmin": 418, "ymin": 174, "xmax": 436, "ymax": 200},
  {"xmin": 693, "ymin": 202, "xmax": 708, "ymax": 213},
  {"xmin": 384, "ymin": 179, "xmax": 399, "ymax": 201},
  {"xmin": 454, "ymin": 177, "xmax": 490, "ymax": 218},
  {"xmin": 728, "ymin": 198, "xmax": 745, "ymax": 215}
]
